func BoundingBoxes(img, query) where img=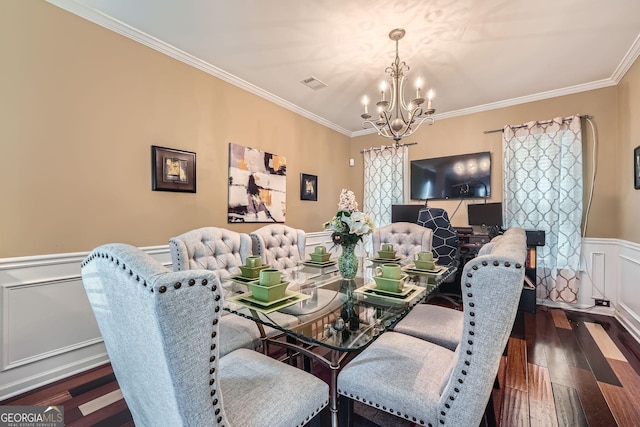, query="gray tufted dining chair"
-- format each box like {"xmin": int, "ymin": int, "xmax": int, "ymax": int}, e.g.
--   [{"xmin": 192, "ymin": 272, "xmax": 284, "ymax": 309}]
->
[
  {"xmin": 169, "ymin": 226, "xmax": 252, "ymax": 284},
  {"xmin": 337, "ymin": 228, "xmax": 526, "ymax": 427},
  {"xmin": 372, "ymin": 222, "xmax": 433, "ymax": 265},
  {"xmin": 392, "ymin": 237, "xmax": 501, "ymax": 351},
  {"xmin": 250, "ymin": 224, "xmax": 306, "ymax": 272},
  {"xmin": 81, "ymin": 243, "xmax": 329, "ymax": 427},
  {"xmin": 169, "ymin": 227, "xmax": 299, "ymax": 357}
]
